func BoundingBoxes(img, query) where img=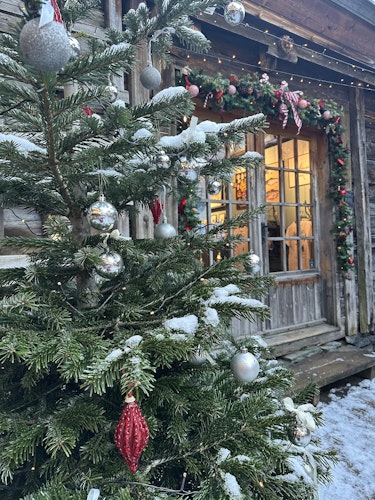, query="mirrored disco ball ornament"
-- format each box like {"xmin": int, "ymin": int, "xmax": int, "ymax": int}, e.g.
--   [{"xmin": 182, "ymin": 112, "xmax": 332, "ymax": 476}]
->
[
  {"xmin": 96, "ymin": 251, "xmax": 124, "ymax": 279},
  {"xmin": 154, "ymin": 218, "xmax": 177, "ymax": 239},
  {"xmin": 288, "ymin": 423, "xmax": 311, "ymax": 447},
  {"xmin": 19, "ymin": 18, "xmax": 71, "ymax": 72},
  {"xmin": 104, "ymin": 84, "xmax": 119, "ymax": 103},
  {"xmin": 231, "ymin": 347, "xmax": 259, "ymax": 383},
  {"xmin": 88, "ymin": 195, "xmax": 118, "ymax": 232},
  {"xmin": 224, "ymin": 1, "xmax": 246, "ymax": 26},
  {"xmin": 178, "ymin": 157, "xmax": 198, "ymax": 181},
  {"xmin": 207, "ymin": 179, "xmax": 221, "ymax": 195},
  {"xmin": 140, "ymin": 65, "xmax": 162, "ymax": 90},
  {"xmin": 157, "ymin": 151, "xmax": 171, "ymax": 169},
  {"xmin": 68, "ymin": 34, "xmax": 81, "ymax": 59}
]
